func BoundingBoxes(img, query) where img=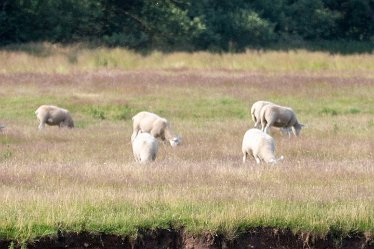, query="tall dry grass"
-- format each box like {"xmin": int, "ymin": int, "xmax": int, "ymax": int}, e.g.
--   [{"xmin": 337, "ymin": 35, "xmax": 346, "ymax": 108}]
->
[
  {"xmin": 0, "ymin": 46, "xmax": 373, "ymax": 242},
  {"xmin": 1, "ymin": 43, "xmax": 373, "ymax": 76}
]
